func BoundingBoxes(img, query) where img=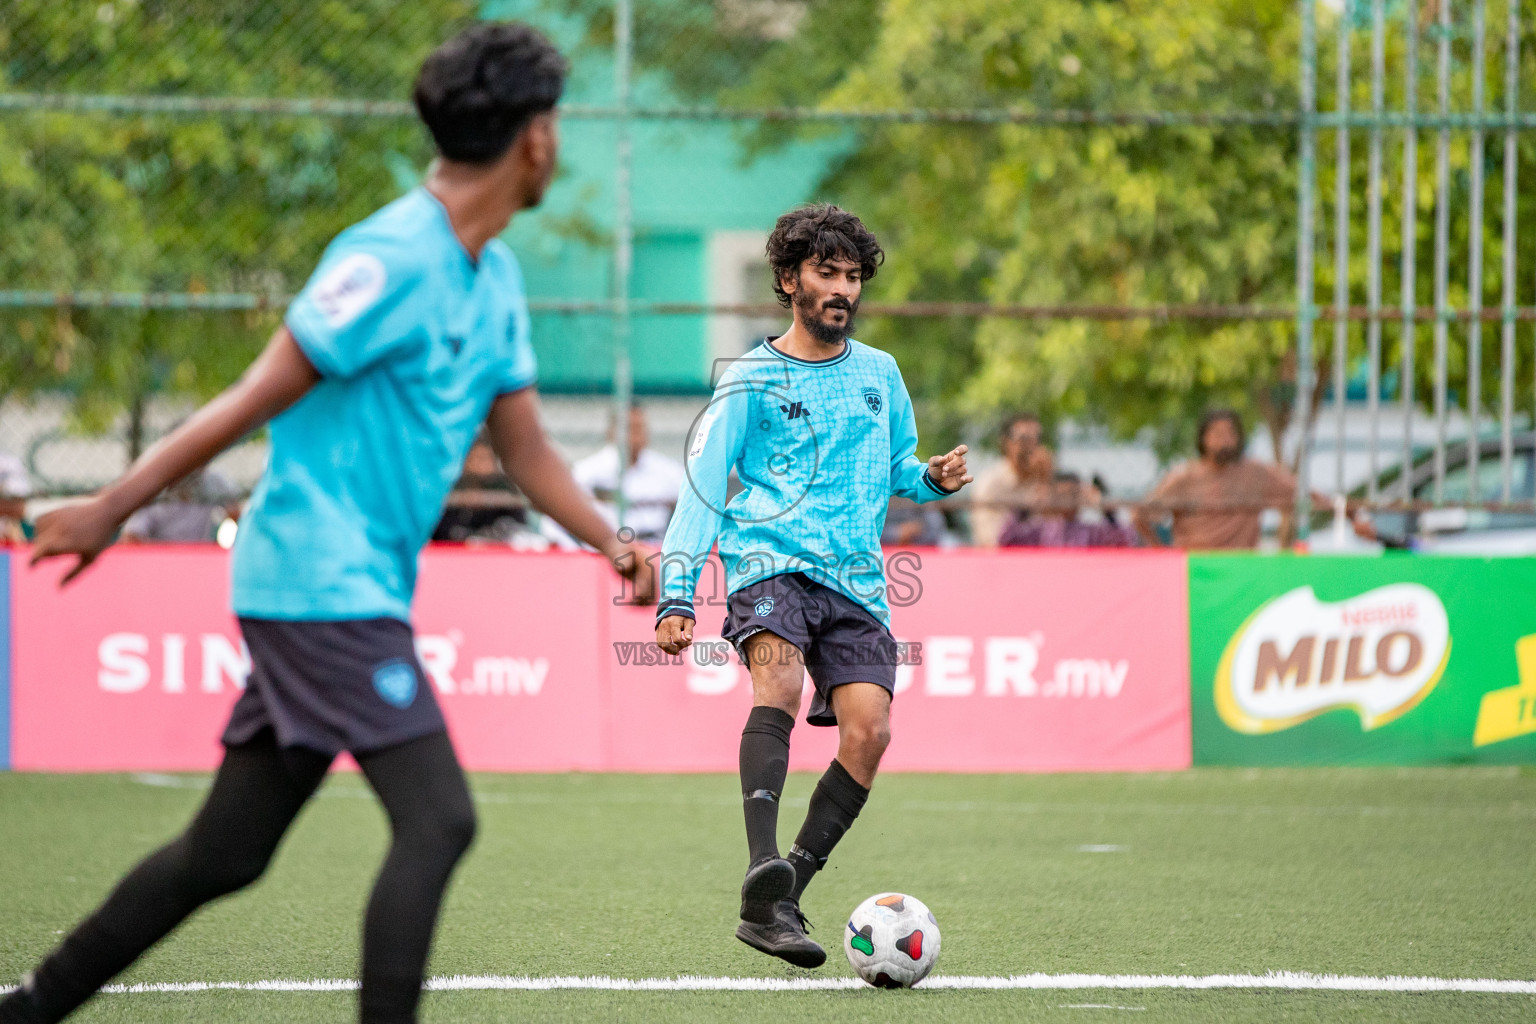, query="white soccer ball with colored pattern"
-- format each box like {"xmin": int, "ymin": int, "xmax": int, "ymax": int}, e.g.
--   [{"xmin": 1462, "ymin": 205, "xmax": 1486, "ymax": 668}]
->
[{"xmin": 844, "ymin": 892, "xmax": 940, "ymax": 988}]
